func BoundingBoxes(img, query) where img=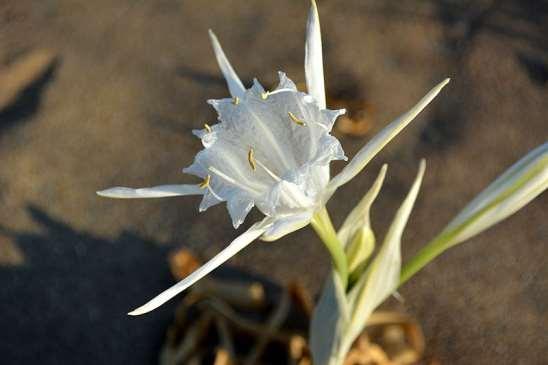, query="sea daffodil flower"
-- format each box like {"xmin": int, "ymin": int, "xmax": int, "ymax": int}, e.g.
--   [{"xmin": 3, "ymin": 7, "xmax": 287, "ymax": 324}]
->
[{"xmin": 98, "ymin": 0, "xmax": 448, "ymax": 315}]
